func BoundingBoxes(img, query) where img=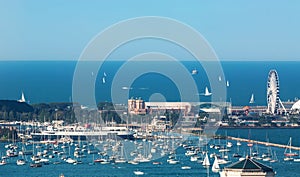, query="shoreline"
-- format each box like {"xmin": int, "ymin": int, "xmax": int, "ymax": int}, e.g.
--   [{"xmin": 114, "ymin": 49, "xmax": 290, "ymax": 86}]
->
[{"xmin": 219, "ymin": 126, "xmax": 300, "ymax": 129}]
